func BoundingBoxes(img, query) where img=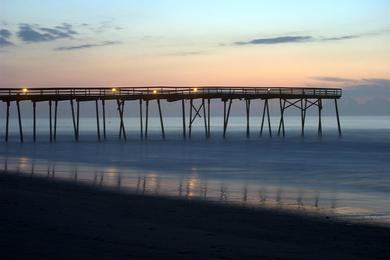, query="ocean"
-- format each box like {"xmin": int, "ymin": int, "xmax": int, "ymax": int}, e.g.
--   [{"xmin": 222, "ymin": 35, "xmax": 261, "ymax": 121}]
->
[{"xmin": 1, "ymin": 115, "xmax": 389, "ymax": 224}]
